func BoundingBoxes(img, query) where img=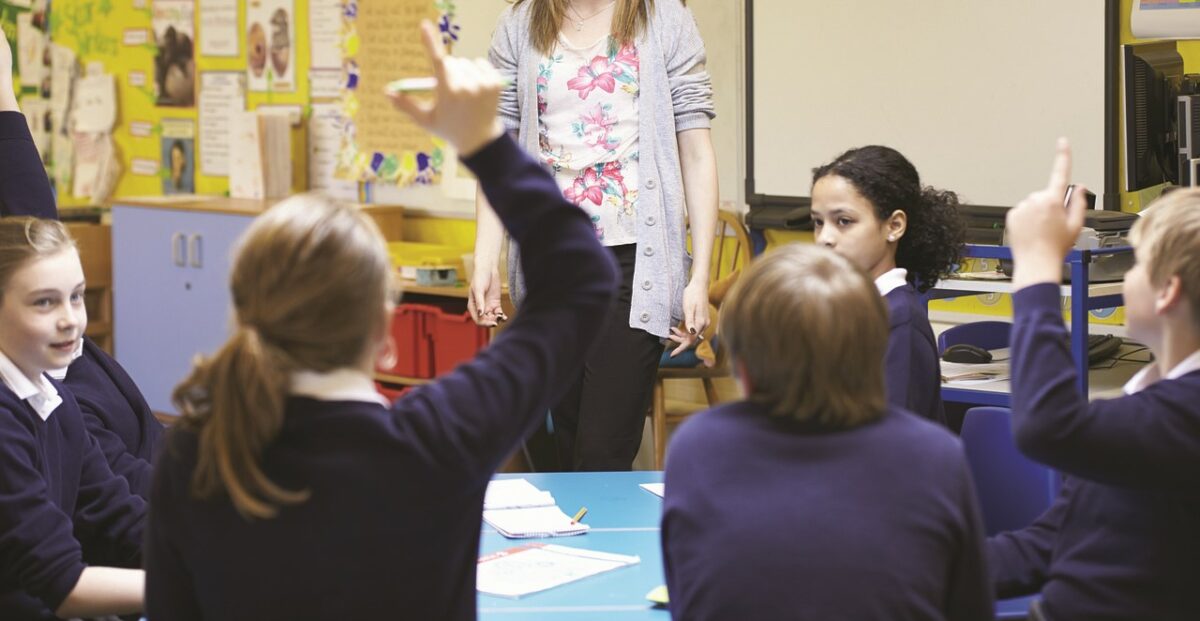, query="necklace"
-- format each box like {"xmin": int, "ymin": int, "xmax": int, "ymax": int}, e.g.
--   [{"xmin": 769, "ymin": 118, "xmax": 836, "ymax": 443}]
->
[{"xmin": 568, "ymin": 0, "xmax": 617, "ymax": 31}]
